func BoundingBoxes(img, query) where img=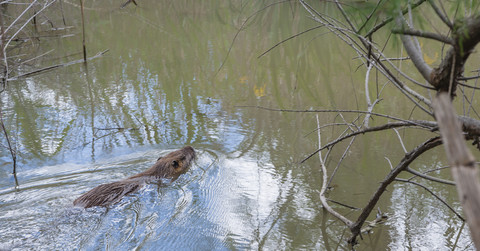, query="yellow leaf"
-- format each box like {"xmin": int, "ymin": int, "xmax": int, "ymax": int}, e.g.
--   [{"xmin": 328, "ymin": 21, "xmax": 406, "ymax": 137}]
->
[
  {"xmin": 239, "ymin": 76, "xmax": 248, "ymax": 84},
  {"xmin": 423, "ymin": 52, "xmax": 438, "ymax": 65},
  {"xmin": 254, "ymin": 84, "xmax": 266, "ymax": 97}
]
